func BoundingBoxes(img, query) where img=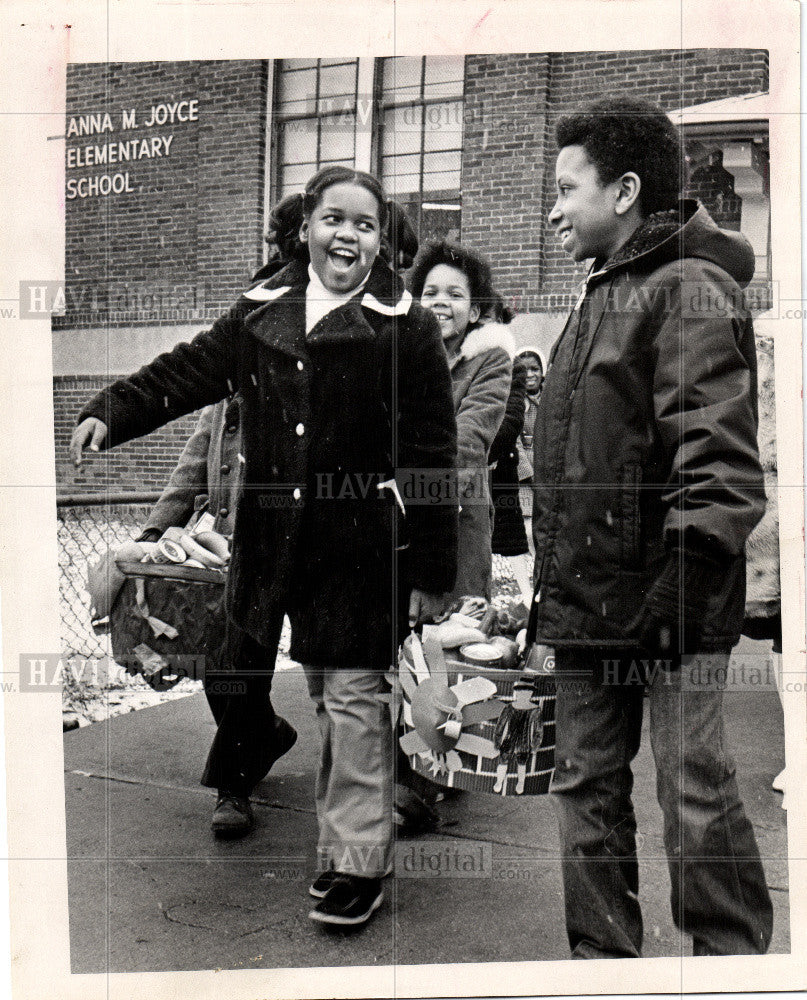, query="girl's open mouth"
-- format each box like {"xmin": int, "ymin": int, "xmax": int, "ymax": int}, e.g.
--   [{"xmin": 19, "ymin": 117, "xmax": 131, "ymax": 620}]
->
[{"xmin": 329, "ymin": 248, "xmax": 358, "ymax": 269}]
